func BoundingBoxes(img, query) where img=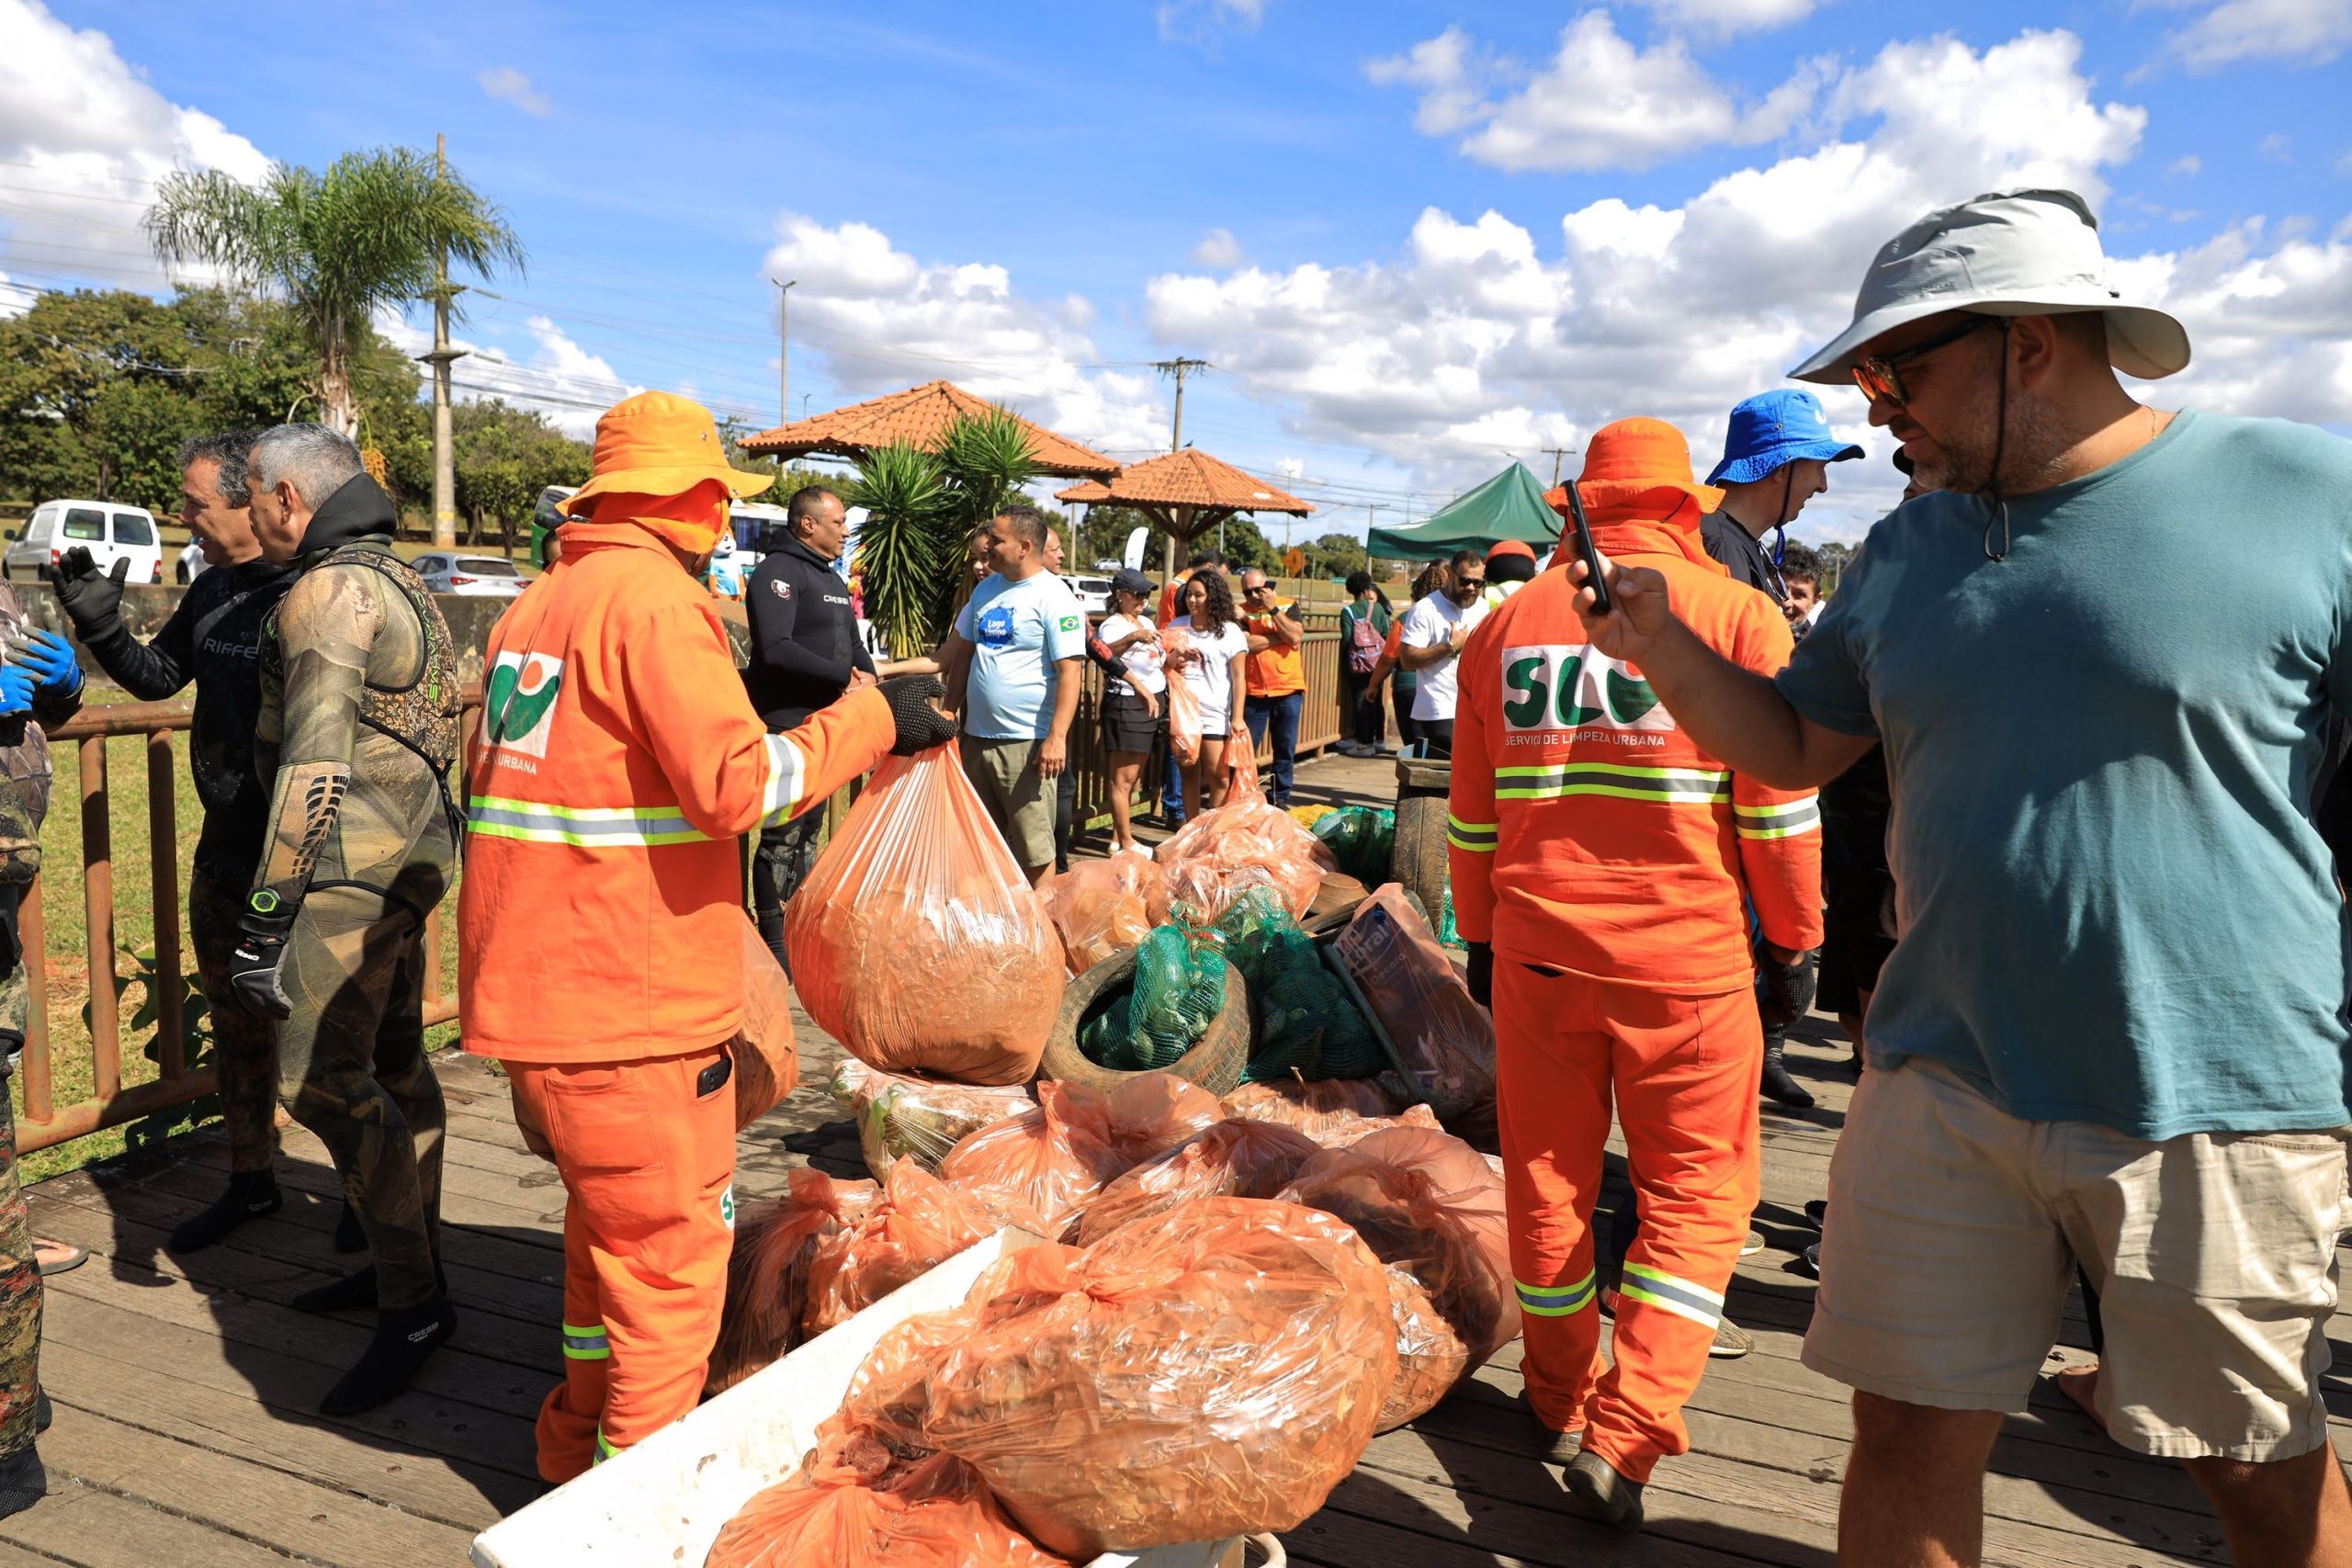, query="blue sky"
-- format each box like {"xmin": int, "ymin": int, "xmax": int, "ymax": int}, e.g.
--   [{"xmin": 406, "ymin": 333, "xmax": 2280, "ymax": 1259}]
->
[{"xmin": 5, "ymin": 0, "xmax": 2348, "ymax": 540}]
